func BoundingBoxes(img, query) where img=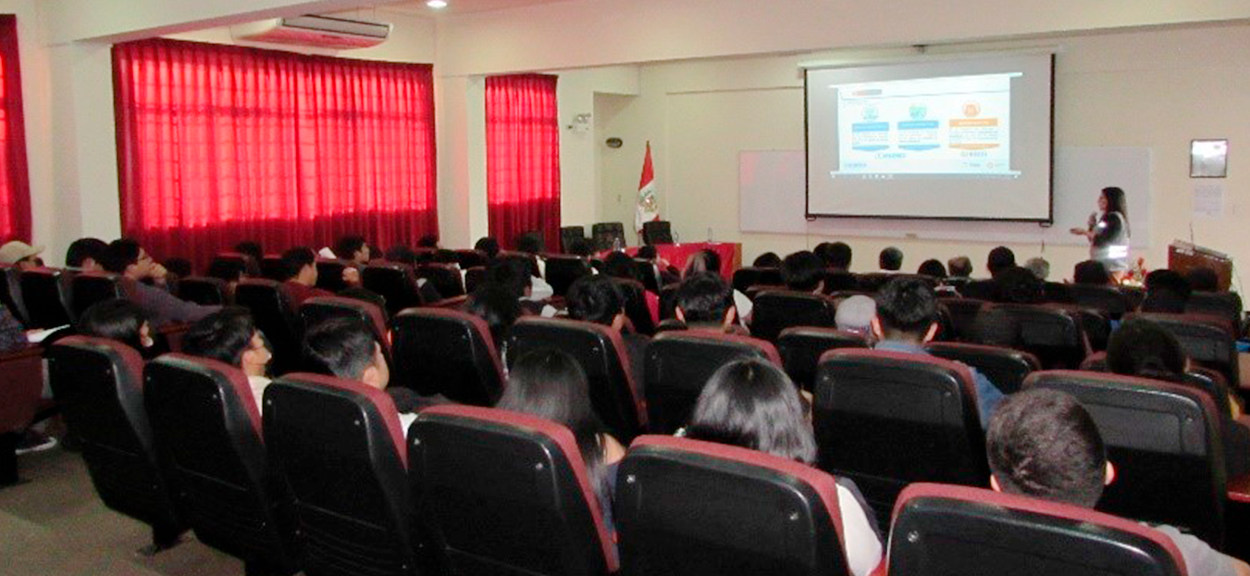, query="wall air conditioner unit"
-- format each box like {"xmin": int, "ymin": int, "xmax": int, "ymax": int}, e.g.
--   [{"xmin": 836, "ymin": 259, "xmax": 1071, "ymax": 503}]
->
[{"xmin": 231, "ymin": 15, "xmax": 391, "ymax": 50}]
